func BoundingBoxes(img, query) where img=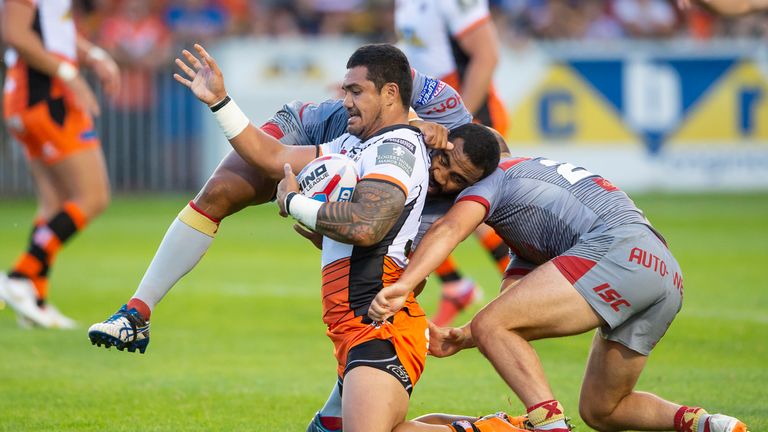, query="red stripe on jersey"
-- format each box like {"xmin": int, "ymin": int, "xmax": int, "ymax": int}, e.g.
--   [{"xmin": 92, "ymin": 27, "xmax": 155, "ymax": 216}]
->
[
  {"xmin": 593, "ymin": 177, "xmax": 619, "ymax": 192},
  {"xmin": 552, "ymin": 255, "xmax": 597, "ymax": 285},
  {"xmin": 260, "ymin": 121, "xmax": 284, "ymax": 139},
  {"xmin": 499, "ymin": 157, "xmax": 531, "ymax": 171},
  {"xmin": 504, "ymin": 267, "xmax": 532, "ymax": 278},
  {"xmin": 457, "ymin": 195, "xmax": 490, "ymax": 219}
]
